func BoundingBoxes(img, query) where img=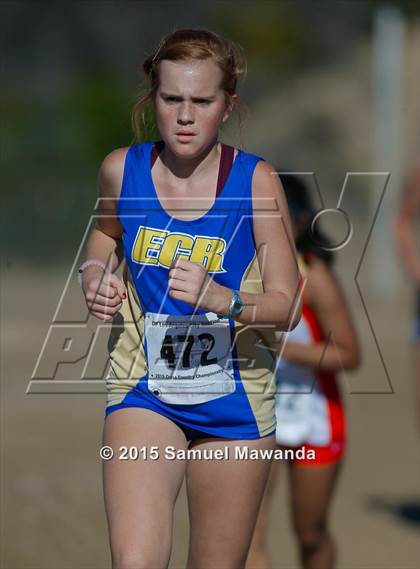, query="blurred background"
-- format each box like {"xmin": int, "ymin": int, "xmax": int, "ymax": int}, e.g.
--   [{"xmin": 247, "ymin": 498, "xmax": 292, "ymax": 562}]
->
[{"xmin": 1, "ymin": 1, "xmax": 419, "ymax": 568}]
